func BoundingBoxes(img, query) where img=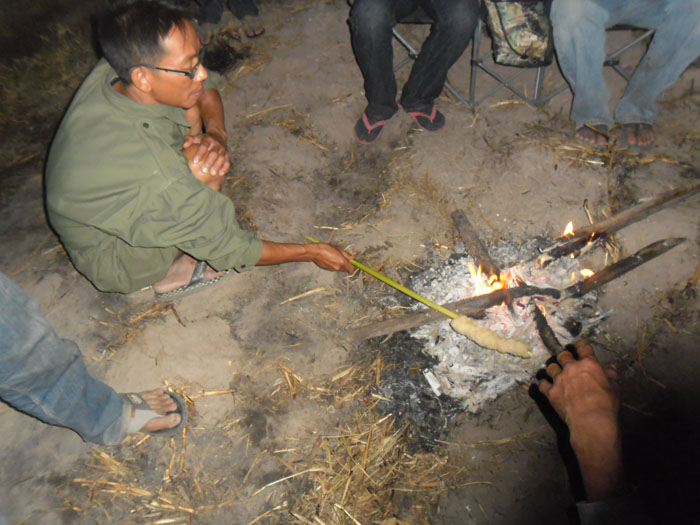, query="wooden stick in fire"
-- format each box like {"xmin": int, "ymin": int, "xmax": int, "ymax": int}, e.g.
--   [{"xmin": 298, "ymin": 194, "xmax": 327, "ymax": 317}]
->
[
  {"xmin": 344, "ymin": 284, "xmax": 560, "ymax": 344},
  {"xmin": 563, "ymin": 238, "xmax": 686, "ymax": 299},
  {"xmin": 540, "ymin": 181, "xmax": 700, "ymax": 261},
  {"xmin": 530, "ymin": 303, "xmax": 565, "ymax": 357},
  {"xmin": 451, "ymin": 209, "xmax": 500, "ymax": 277}
]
